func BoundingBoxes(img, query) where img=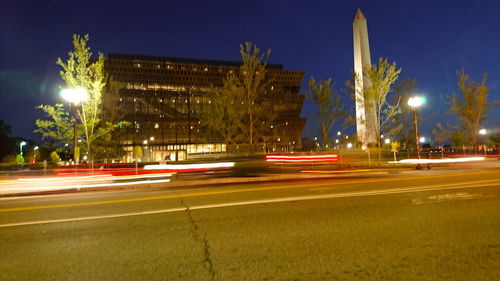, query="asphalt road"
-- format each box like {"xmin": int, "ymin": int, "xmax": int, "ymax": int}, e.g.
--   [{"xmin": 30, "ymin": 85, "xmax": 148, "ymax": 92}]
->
[{"xmin": 1, "ymin": 167, "xmax": 499, "ymax": 280}]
